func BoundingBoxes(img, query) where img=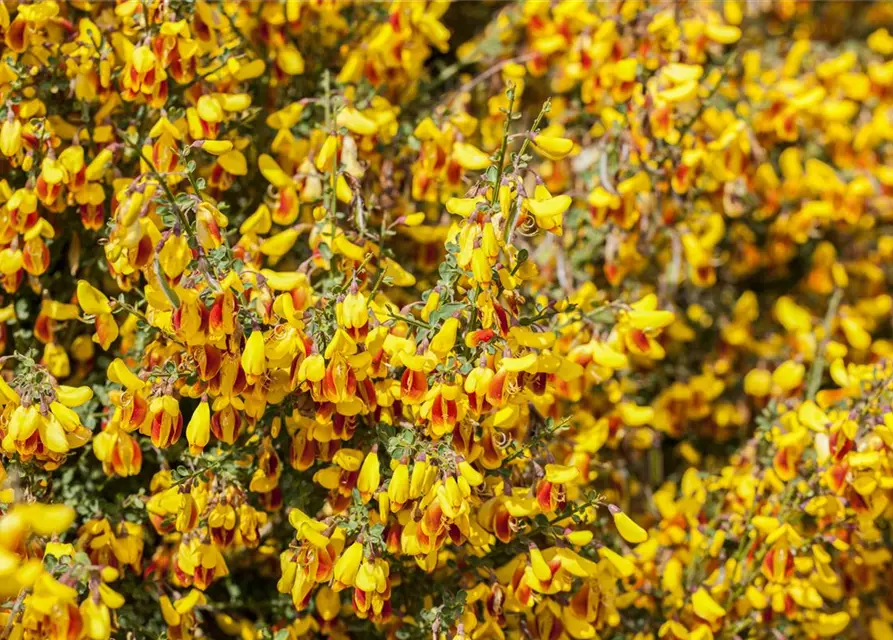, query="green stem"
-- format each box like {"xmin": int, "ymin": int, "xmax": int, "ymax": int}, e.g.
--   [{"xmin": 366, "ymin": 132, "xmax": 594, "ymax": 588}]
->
[
  {"xmin": 502, "ymin": 99, "xmax": 551, "ymax": 245},
  {"xmin": 173, "ymin": 458, "xmax": 225, "ymax": 487},
  {"xmin": 153, "ymin": 255, "xmax": 182, "ymax": 309},
  {"xmin": 112, "ymin": 299, "xmax": 149, "ymax": 323},
  {"xmin": 467, "ymin": 285, "xmax": 481, "ymax": 333},
  {"xmin": 386, "ymin": 310, "xmax": 430, "ymax": 331},
  {"xmin": 489, "ymin": 85, "xmax": 516, "ymax": 208},
  {"xmin": 139, "ymin": 148, "xmax": 192, "ymax": 234},
  {"xmin": 806, "ymin": 288, "xmax": 843, "ymax": 400},
  {"xmin": 140, "ymin": 147, "xmax": 221, "ymax": 292},
  {"xmin": 513, "ymin": 98, "xmax": 551, "ymax": 174},
  {"xmin": 218, "ymin": 0, "xmax": 261, "ymax": 58},
  {"xmin": 0, "ymin": 589, "xmax": 27, "ymax": 640}
]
